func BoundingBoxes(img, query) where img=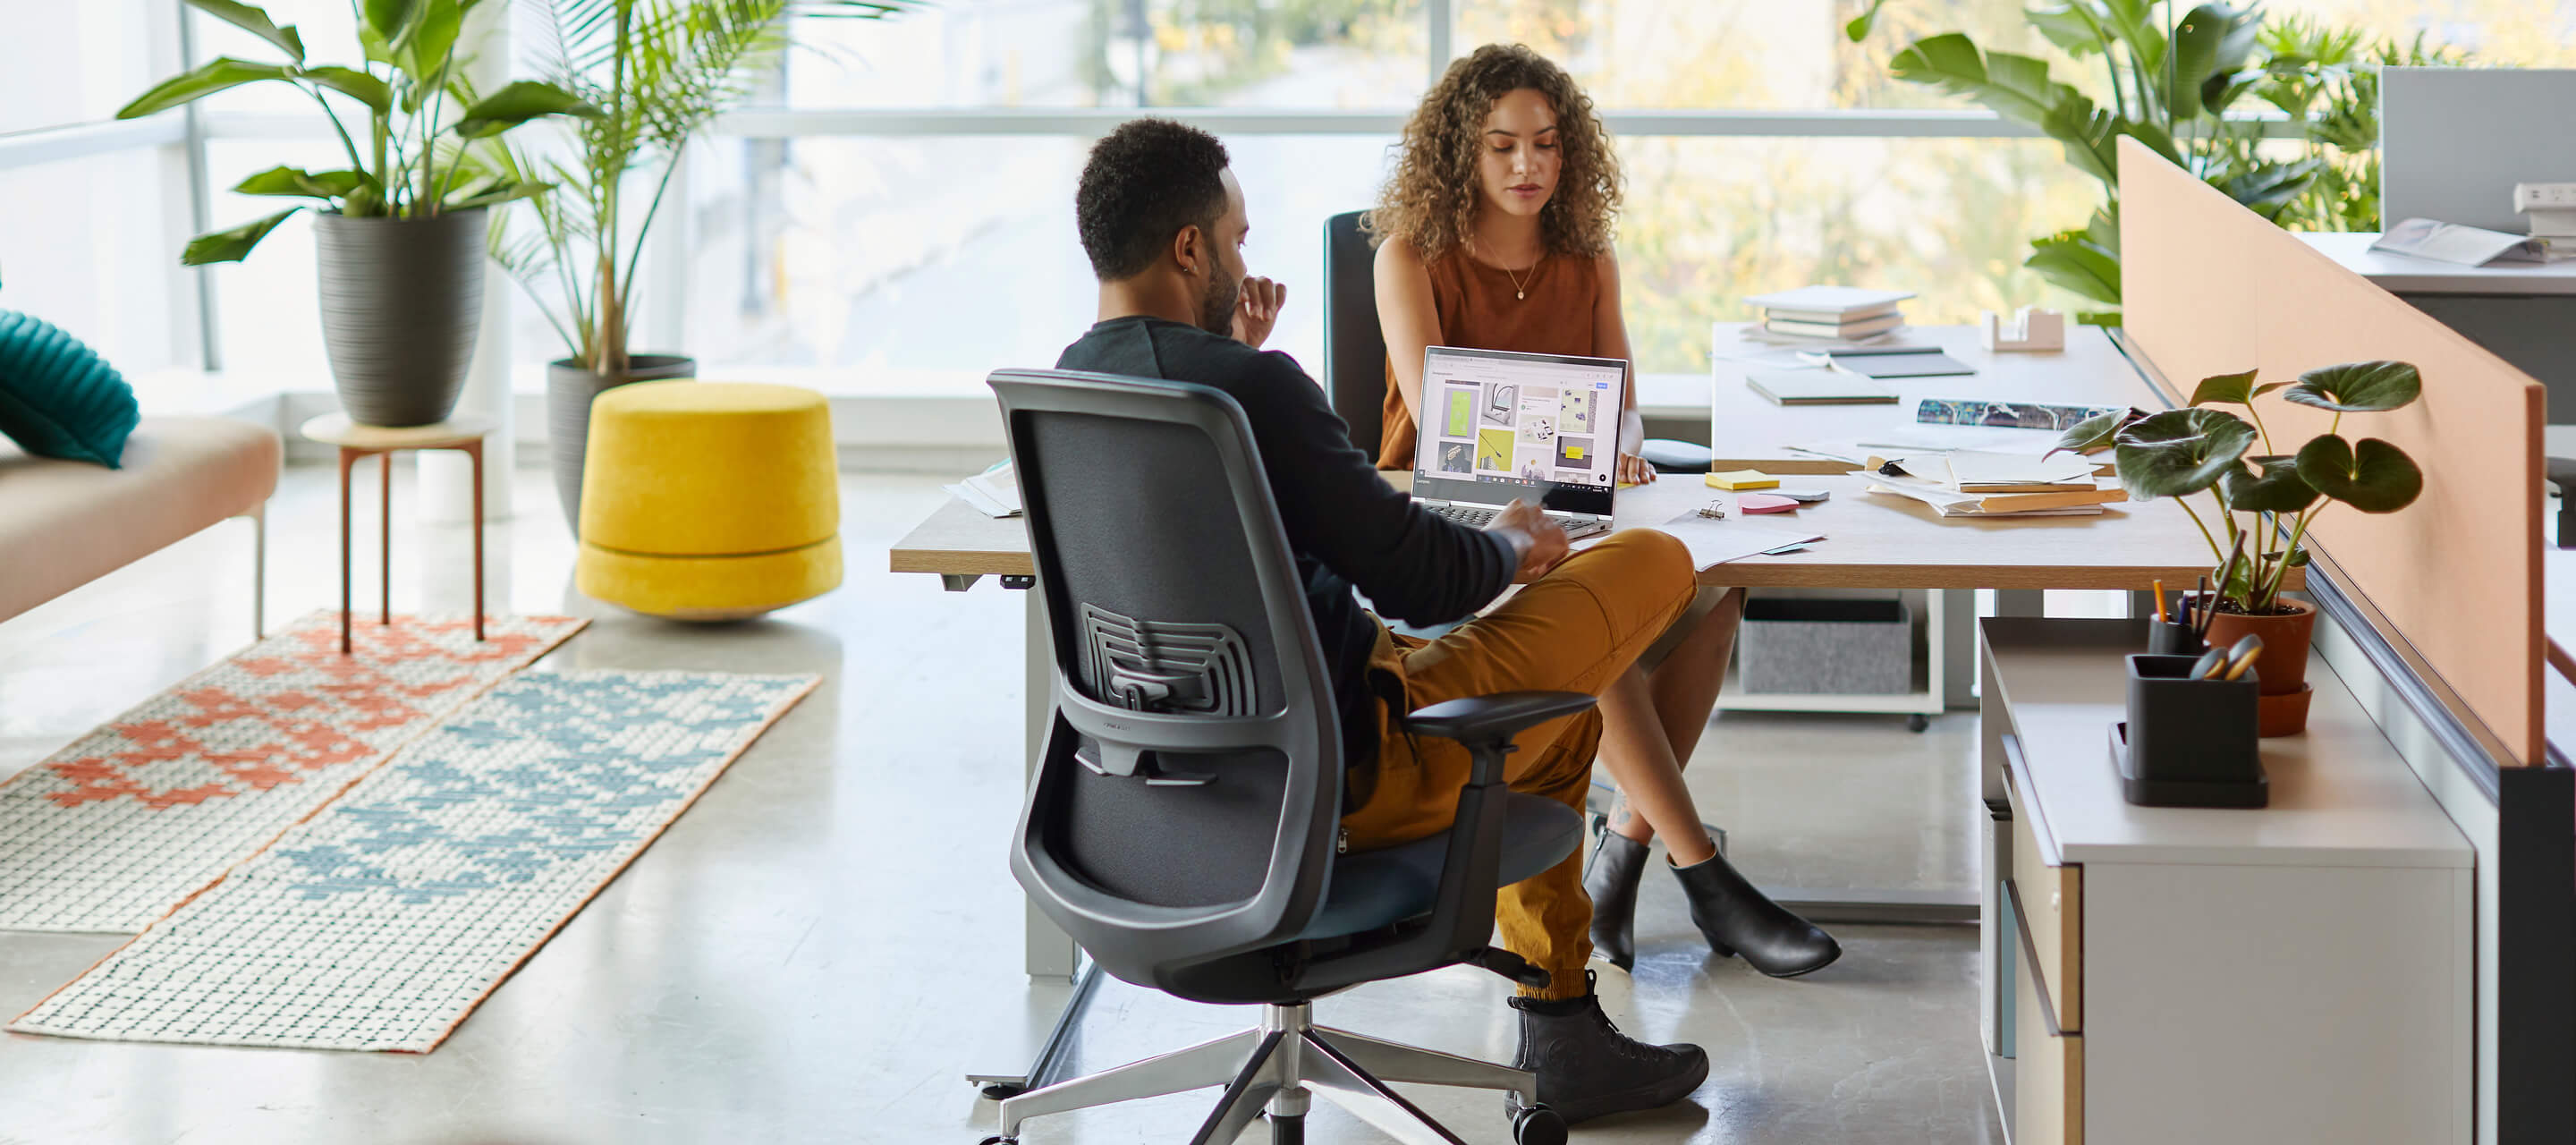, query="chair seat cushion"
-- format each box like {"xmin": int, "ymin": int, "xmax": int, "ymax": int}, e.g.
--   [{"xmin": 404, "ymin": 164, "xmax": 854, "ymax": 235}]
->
[{"xmin": 1295, "ymin": 792, "xmax": 1583, "ymax": 940}]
